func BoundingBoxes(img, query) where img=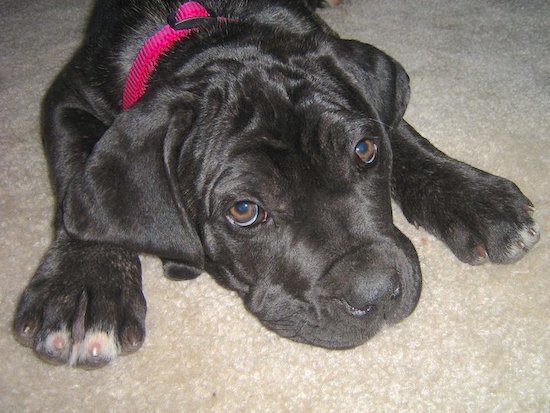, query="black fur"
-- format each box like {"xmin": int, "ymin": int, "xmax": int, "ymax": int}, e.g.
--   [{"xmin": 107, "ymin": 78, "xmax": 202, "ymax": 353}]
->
[{"xmin": 14, "ymin": 0, "xmax": 539, "ymax": 368}]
